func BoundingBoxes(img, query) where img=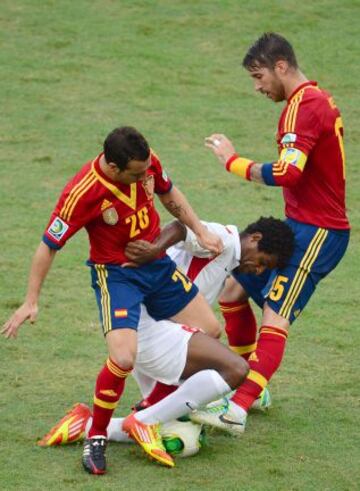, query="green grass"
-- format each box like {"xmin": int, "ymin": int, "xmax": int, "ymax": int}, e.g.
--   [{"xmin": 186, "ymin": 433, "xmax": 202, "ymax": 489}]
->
[{"xmin": 1, "ymin": 1, "xmax": 359, "ymax": 490}]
